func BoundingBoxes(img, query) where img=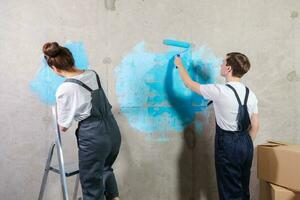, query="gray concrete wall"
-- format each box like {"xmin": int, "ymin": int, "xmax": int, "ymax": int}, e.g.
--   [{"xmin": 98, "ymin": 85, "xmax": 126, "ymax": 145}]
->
[{"xmin": 0, "ymin": 0, "xmax": 299, "ymax": 199}]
